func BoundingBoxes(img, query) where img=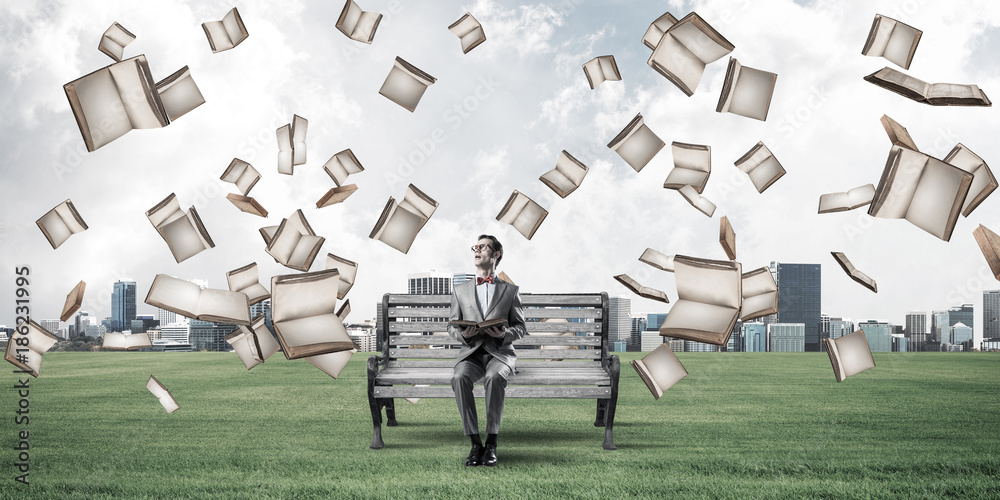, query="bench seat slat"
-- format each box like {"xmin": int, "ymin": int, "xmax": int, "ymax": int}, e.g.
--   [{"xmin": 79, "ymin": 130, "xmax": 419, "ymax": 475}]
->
[
  {"xmin": 388, "ymin": 322, "xmax": 602, "ymax": 333},
  {"xmin": 376, "ymin": 367, "xmax": 611, "ymax": 385},
  {"xmin": 388, "ymin": 307, "xmax": 603, "ymax": 319},
  {"xmin": 390, "ymin": 336, "xmax": 602, "ymax": 346},
  {"xmin": 386, "ymin": 294, "xmax": 604, "ymax": 308},
  {"xmin": 387, "ymin": 360, "xmax": 603, "ymax": 368},
  {"xmin": 389, "ymin": 349, "xmax": 600, "ymax": 359},
  {"xmin": 373, "ymin": 386, "xmax": 612, "ymax": 399}
]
